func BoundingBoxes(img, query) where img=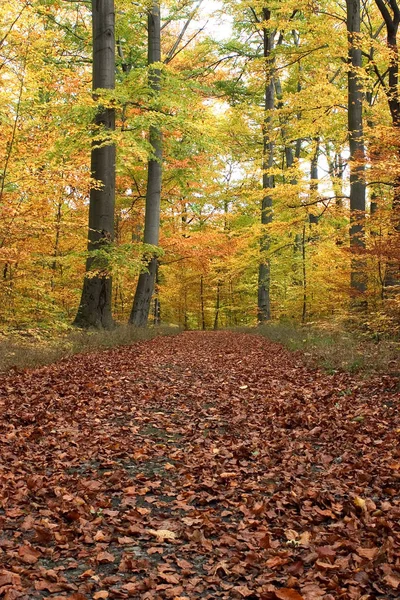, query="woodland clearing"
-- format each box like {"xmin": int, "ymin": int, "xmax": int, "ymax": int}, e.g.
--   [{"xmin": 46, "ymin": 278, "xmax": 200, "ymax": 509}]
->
[{"xmin": 0, "ymin": 331, "xmax": 398, "ymax": 600}]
